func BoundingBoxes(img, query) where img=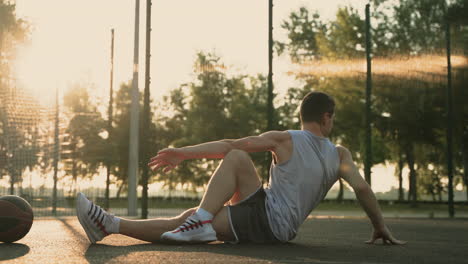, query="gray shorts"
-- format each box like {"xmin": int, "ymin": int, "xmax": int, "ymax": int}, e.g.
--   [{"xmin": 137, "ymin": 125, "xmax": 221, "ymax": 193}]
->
[{"xmin": 227, "ymin": 187, "xmax": 280, "ymax": 244}]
